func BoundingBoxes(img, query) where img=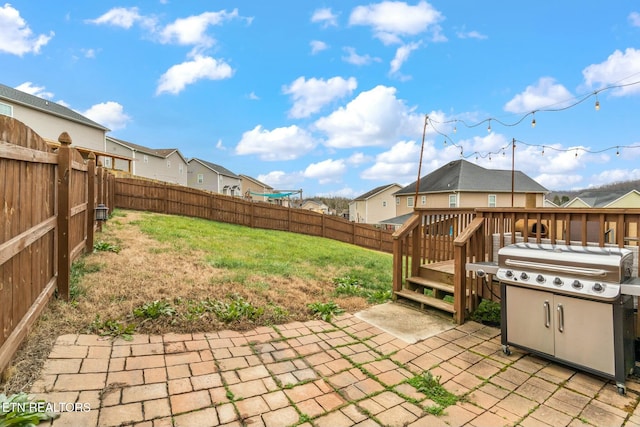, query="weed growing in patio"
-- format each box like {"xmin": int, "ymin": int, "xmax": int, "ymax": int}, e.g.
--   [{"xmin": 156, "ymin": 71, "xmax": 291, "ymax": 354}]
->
[
  {"xmin": 88, "ymin": 315, "xmax": 136, "ymax": 341},
  {"xmin": 308, "ymin": 301, "xmax": 344, "ymax": 322},
  {"xmin": 0, "ymin": 392, "xmax": 59, "ymax": 426},
  {"xmin": 407, "ymin": 371, "xmax": 459, "ymax": 414}
]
